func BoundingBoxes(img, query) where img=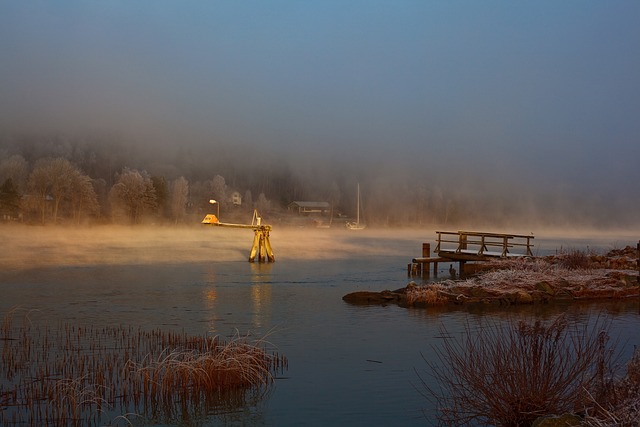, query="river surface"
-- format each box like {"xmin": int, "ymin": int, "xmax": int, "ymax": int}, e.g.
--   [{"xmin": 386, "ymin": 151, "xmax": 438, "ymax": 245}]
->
[{"xmin": 0, "ymin": 228, "xmax": 638, "ymax": 426}]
